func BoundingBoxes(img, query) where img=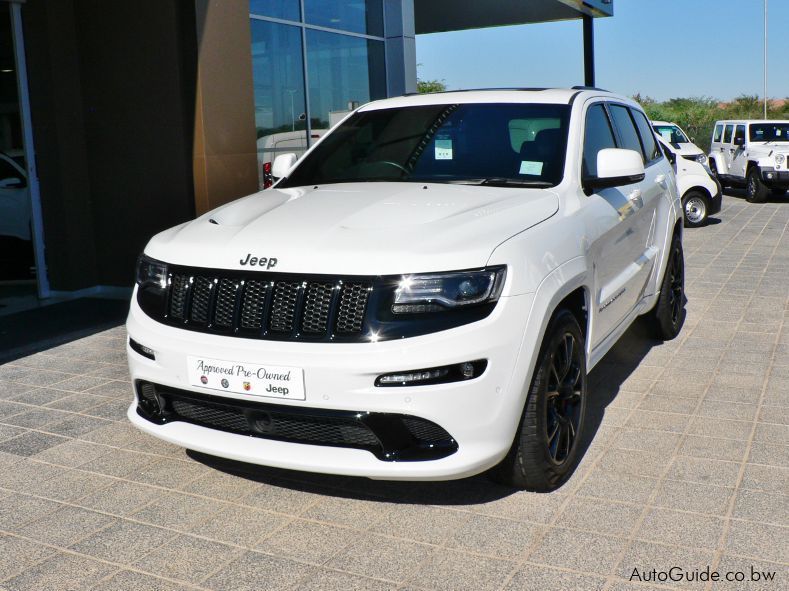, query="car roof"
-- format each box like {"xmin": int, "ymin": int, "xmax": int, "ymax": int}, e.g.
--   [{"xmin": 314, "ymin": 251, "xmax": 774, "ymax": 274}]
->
[
  {"xmin": 359, "ymin": 88, "xmax": 629, "ymax": 111},
  {"xmin": 651, "ymin": 121, "xmax": 676, "ymax": 126},
  {"xmin": 714, "ymin": 120, "xmax": 789, "ymax": 125}
]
